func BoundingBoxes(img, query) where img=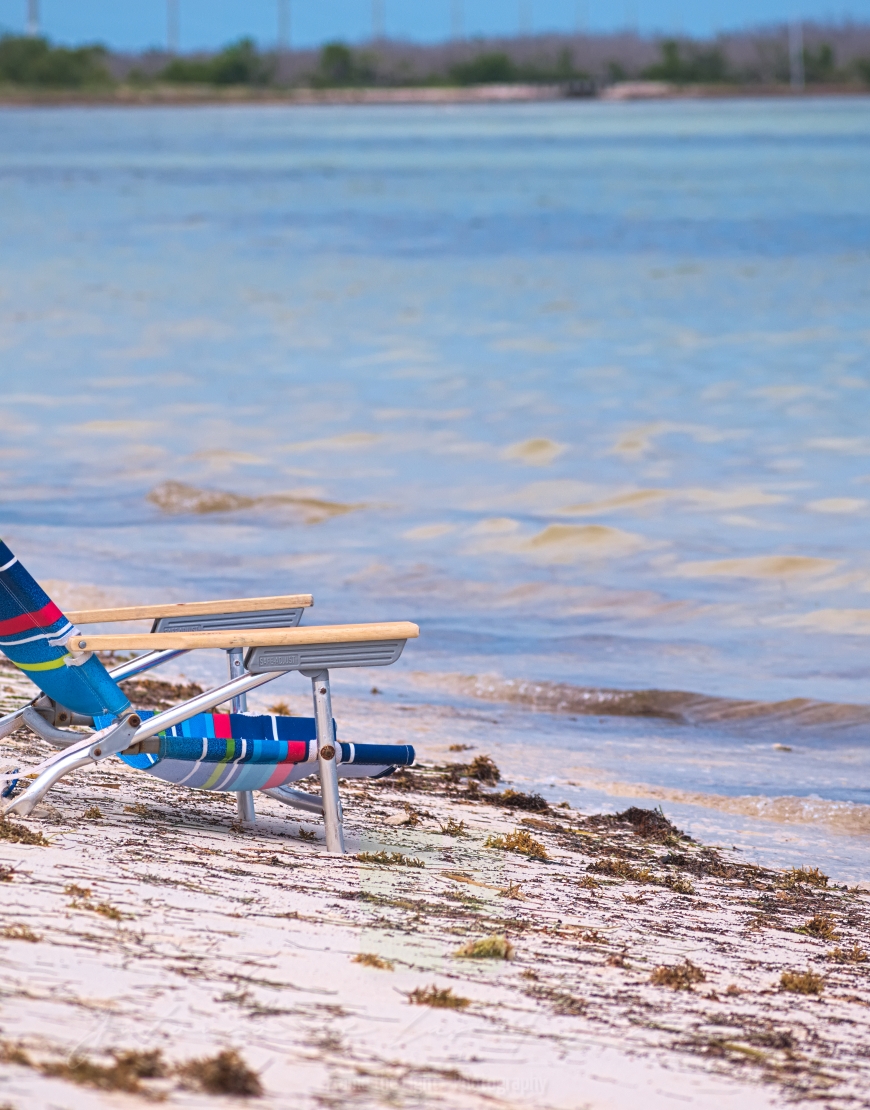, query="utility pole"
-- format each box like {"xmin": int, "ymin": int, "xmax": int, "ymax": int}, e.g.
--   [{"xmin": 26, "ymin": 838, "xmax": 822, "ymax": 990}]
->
[
  {"xmin": 167, "ymin": 0, "xmax": 179, "ymax": 54},
  {"xmin": 278, "ymin": 0, "xmax": 290, "ymax": 50},
  {"xmin": 25, "ymin": 0, "xmax": 39, "ymax": 37},
  {"xmin": 789, "ymin": 19, "xmax": 805, "ymax": 91},
  {"xmin": 372, "ymin": 0, "xmax": 385, "ymax": 40},
  {"xmin": 450, "ymin": 0, "xmax": 463, "ymax": 40}
]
